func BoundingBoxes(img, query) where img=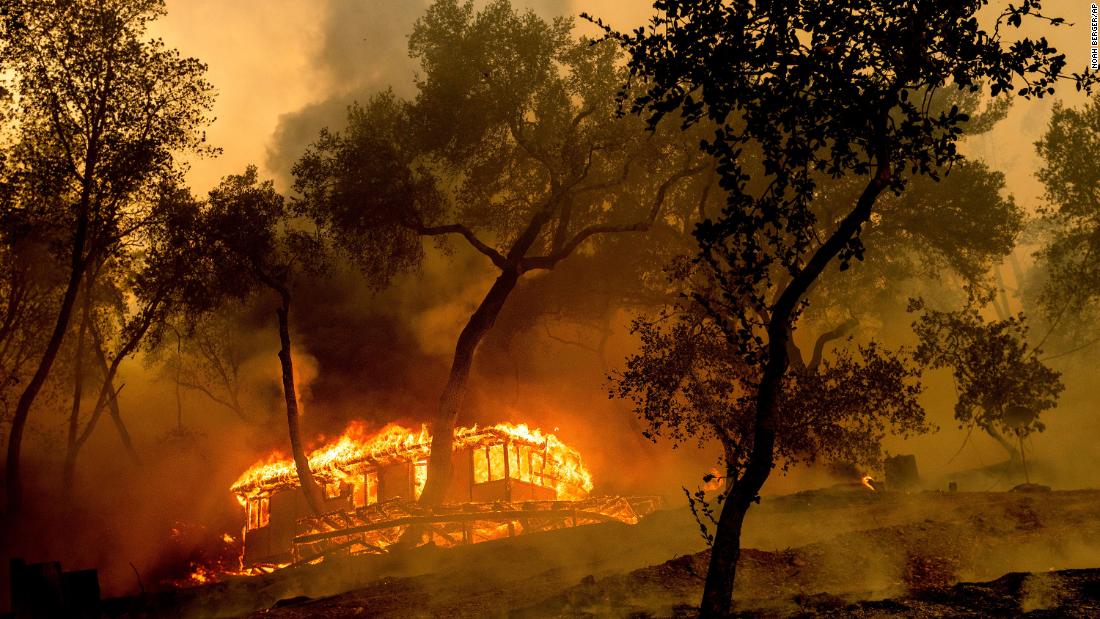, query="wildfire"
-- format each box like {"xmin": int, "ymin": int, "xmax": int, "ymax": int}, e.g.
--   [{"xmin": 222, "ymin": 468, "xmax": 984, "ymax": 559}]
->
[
  {"xmin": 702, "ymin": 467, "xmax": 724, "ymax": 492},
  {"xmin": 186, "ymin": 564, "xmax": 217, "ymax": 586},
  {"xmin": 861, "ymin": 474, "xmax": 877, "ymax": 492},
  {"xmin": 197, "ymin": 421, "xmax": 657, "ymax": 580},
  {"xmin": 230, "ymin": 421, "xmax": 594, "ymax": 503}
]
